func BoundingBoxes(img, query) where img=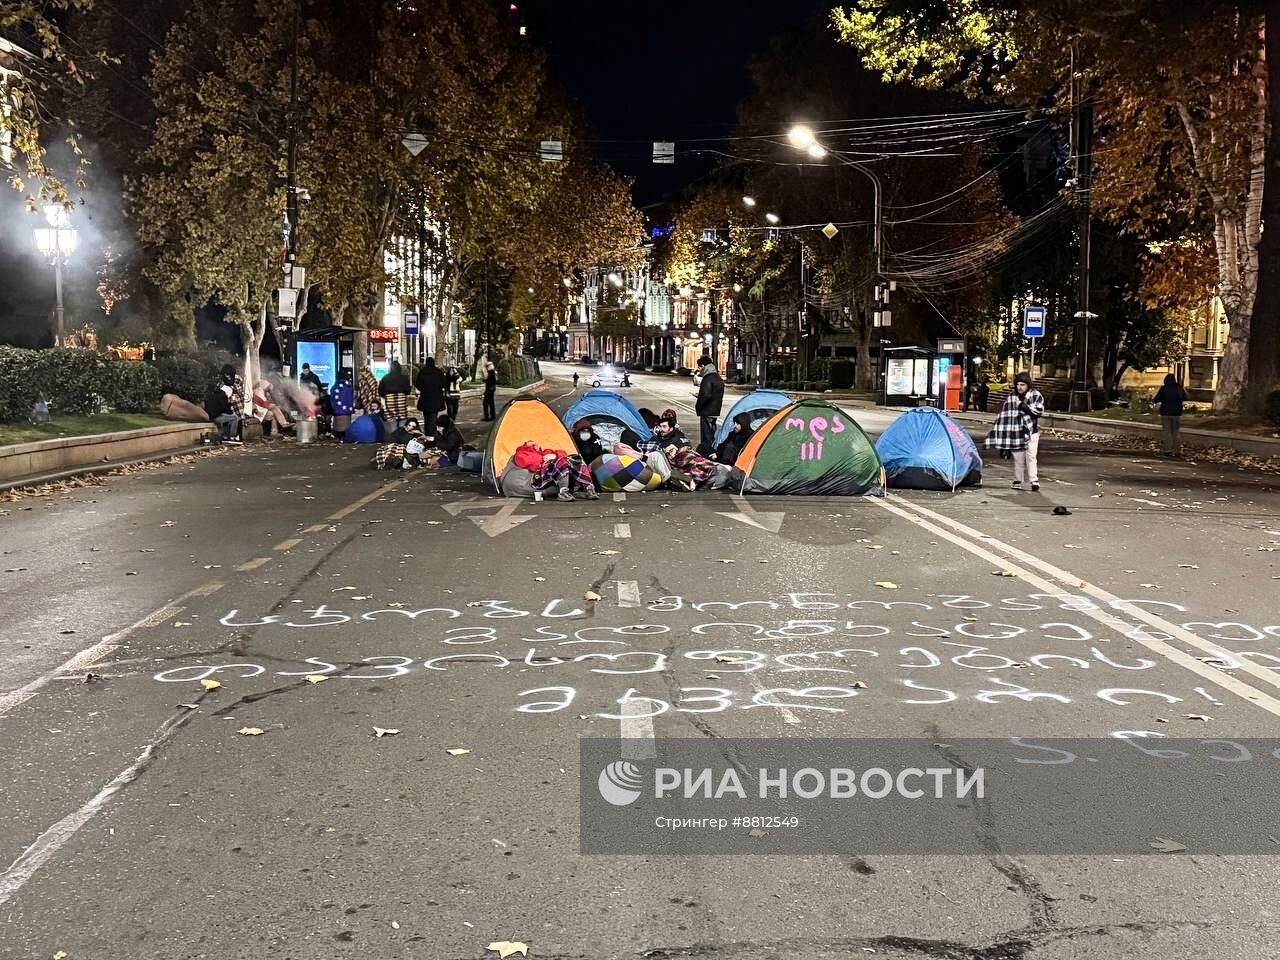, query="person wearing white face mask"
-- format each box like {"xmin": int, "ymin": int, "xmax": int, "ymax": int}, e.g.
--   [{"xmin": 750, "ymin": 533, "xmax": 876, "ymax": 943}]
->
[{"xmin": 572, "ymin": 418, "xmax": 606, "ymax": 464}]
